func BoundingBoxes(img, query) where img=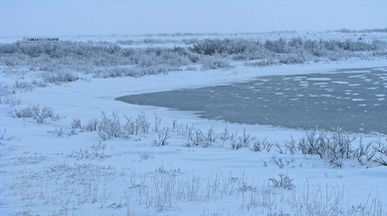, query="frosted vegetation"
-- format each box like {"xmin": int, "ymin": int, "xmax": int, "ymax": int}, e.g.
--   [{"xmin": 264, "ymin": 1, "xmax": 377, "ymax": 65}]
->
[
  {"xmin": 46, "ymin": 111, "xmax": 386, "ymax": 168},
  {"xmin": 0, "ymin": 38, "xmax": 386, "ymax": 82}
]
